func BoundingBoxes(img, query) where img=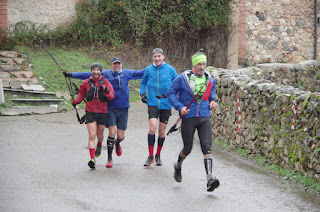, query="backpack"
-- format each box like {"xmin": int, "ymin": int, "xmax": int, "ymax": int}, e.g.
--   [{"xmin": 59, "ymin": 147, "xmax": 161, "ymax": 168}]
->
[{"xmin": 85, "ymin": 77, "xmax": 108, "ymax": 102}]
